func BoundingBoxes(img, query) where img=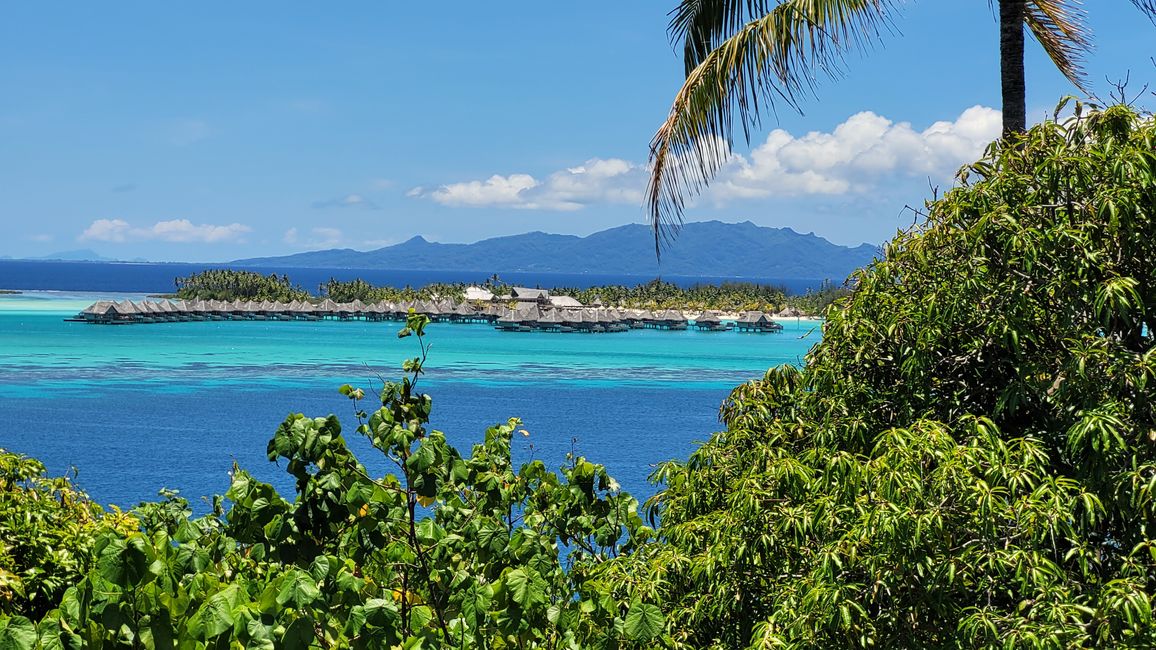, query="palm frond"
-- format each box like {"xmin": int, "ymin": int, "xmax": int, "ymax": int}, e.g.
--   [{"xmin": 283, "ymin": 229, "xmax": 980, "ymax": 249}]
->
[
  {"xmin": 1130, "ymin": 0, "xmax": 1156, "ymax": 20},
  {"xmin": 669, "ymin": 0, "xmax": 775, "ymax": 76},
  {"xmin": 1025, "ymin": 0, "xmax": 1091, "ymax": 91},
  {"xmin": 647, "ymin": 0, "xmax": 897, "ymax": 256}
]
